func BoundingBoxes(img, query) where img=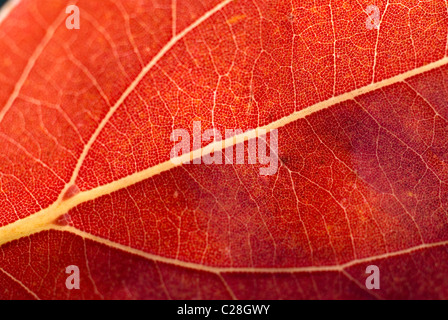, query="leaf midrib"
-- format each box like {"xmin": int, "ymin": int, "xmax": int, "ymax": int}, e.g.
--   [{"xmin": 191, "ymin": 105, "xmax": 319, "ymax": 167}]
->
[{"xmin": 1, "ymin": 56, "xmax": 447, "ymax": 249}]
